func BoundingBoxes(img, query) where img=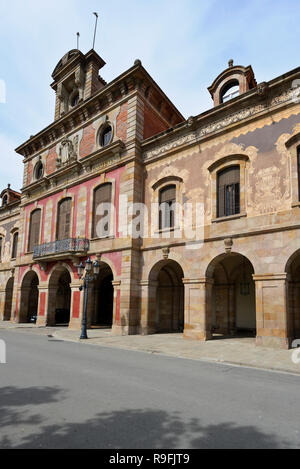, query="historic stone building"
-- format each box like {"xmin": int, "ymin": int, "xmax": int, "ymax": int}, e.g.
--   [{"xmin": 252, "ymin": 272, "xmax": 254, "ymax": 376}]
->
[{"xmin": 1, "ymin": 48, "xmax": 300, "ymax": 349}]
